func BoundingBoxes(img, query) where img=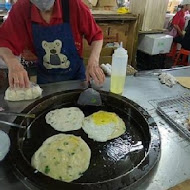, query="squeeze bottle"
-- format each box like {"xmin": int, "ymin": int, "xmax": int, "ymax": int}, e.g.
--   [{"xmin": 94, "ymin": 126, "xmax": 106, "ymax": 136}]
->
[{"xmin": 110, "ymin": 42, "xmax": 128, "ymax": 95}]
